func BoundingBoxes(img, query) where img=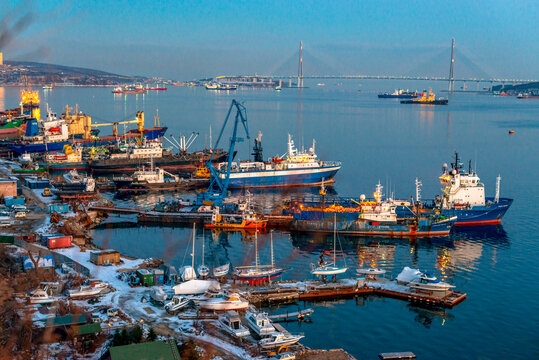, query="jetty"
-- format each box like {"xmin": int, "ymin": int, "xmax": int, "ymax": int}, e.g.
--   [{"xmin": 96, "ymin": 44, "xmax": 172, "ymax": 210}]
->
[
  {"xmin": 245, "ymin": 279, "xmax": 467, "ymax": 309},
  {"xmin": 268, "ymin": 308, "xmax": 314, "ymax": 322}
]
